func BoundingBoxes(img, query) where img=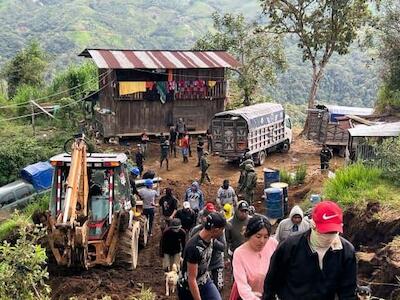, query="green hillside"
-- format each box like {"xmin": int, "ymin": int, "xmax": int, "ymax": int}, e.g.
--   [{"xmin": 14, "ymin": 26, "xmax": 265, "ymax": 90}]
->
[{"xmin": 0, "ymin": 0, "xmax": 379, "ymax": 107}]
